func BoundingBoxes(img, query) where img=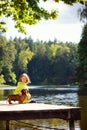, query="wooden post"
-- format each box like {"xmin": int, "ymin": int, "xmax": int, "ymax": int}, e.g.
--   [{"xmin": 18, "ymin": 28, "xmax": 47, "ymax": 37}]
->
[
  {"xmin": 69, "ymin": 120, "xmax": 75, "ymax": 130},
  {"xmin": 6, "ymin": 120, "xmax": 9, "ymax": 130}
]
